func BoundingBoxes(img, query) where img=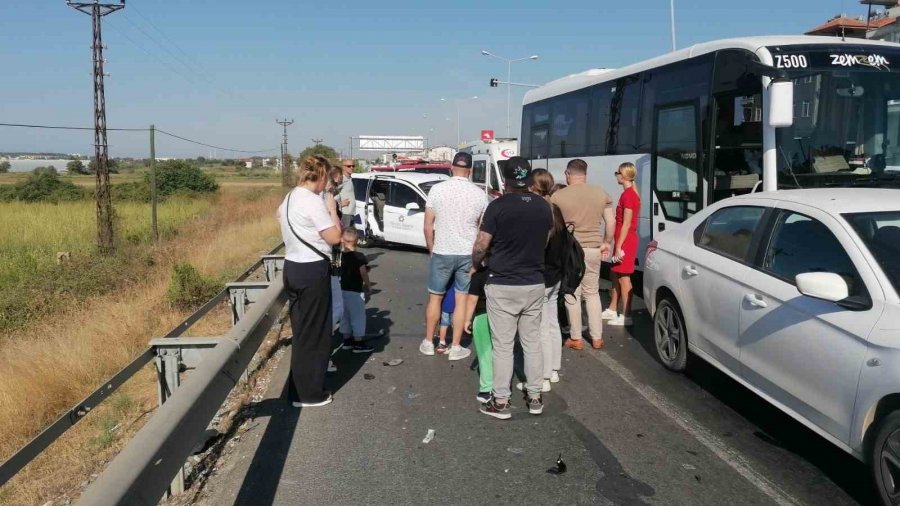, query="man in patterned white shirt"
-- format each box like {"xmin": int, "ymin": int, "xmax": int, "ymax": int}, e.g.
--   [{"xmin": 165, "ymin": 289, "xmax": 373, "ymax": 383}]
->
[{"xmin": 420, "ymin": 152, "xmax": 488, "ymax": 361}]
